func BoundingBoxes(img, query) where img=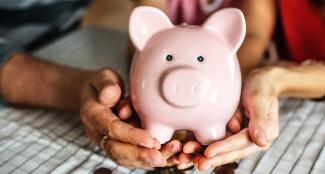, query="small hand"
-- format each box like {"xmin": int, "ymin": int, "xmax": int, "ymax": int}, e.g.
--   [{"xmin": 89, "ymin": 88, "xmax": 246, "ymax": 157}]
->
[
  {"xmin": 181, "ymin": 109, "xmax": 244, "ymax": 170},
  {"xmin": 195, "ymin": 128, "xmax": 270, "ymax": 170},
  {"xmin": 184, "ymin": 68, "xmax": 280, "ymax": 171}
]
